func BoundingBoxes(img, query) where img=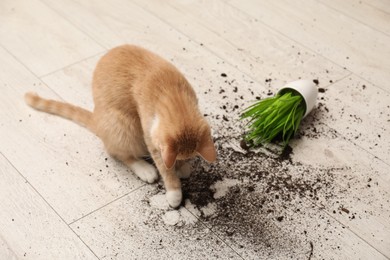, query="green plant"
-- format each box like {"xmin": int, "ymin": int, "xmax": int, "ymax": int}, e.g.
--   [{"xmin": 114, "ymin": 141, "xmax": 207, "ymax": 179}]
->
[{"xmin": 241, "ymin": 91, "xmax": 305, "ymax": 147}]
